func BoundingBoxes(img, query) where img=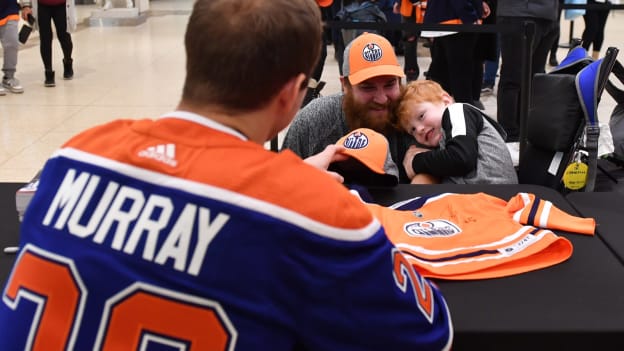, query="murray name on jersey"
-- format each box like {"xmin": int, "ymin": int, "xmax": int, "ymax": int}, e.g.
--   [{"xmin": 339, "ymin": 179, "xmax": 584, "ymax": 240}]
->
[{"xmin": 40, "ymin": 168, "xmax": 230, "ymax": 276}]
